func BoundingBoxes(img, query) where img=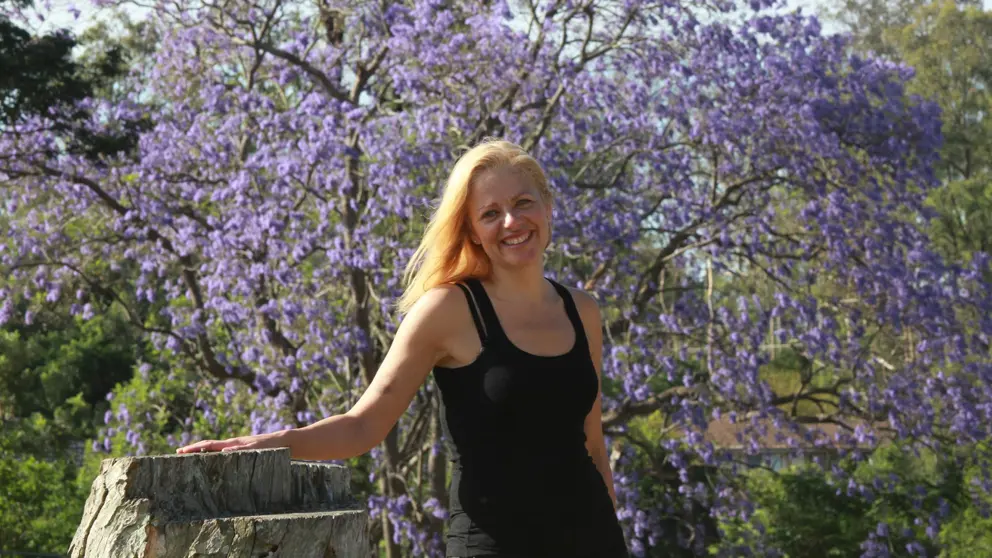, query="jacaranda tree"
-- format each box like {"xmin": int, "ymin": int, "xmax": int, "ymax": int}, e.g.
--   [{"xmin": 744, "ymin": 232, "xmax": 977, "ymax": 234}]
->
[{"xmin": 1, "ymin": 0, "xmax": 990, "ymax": 556}]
